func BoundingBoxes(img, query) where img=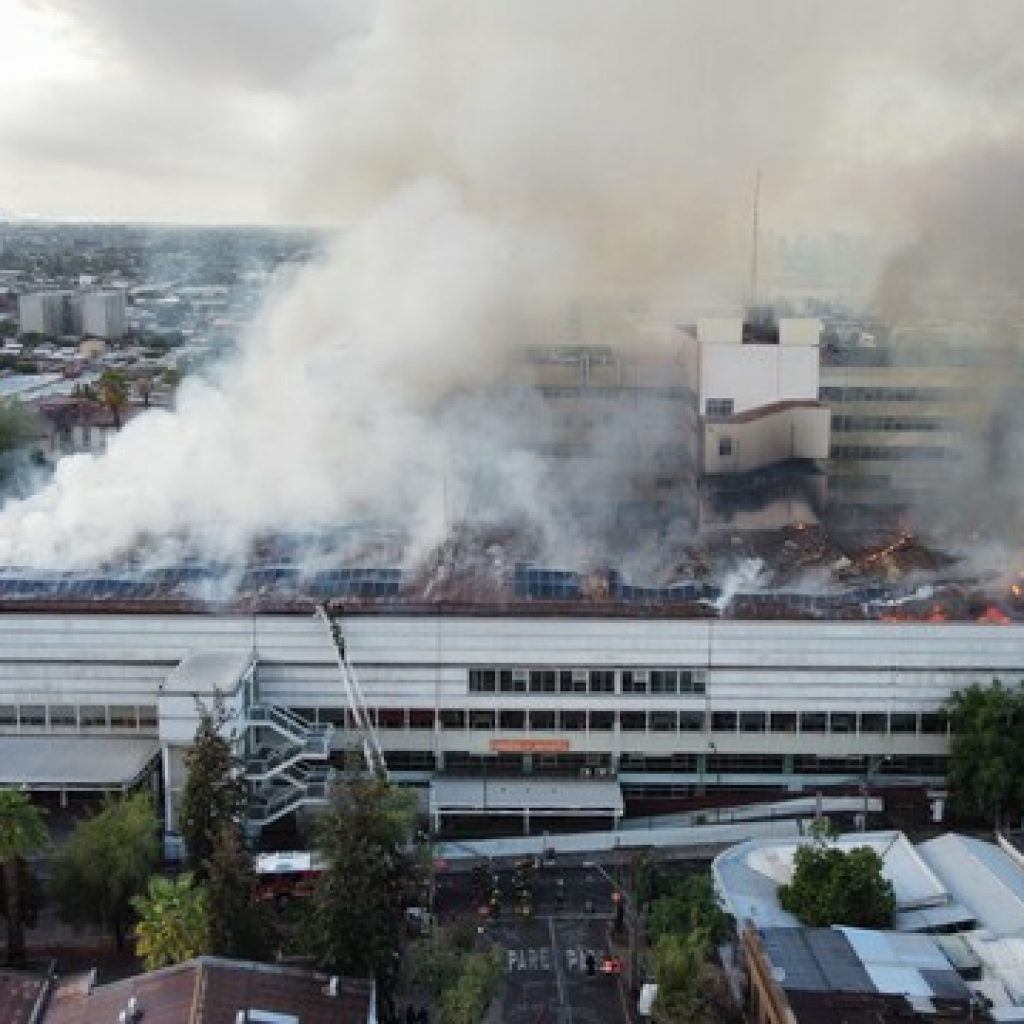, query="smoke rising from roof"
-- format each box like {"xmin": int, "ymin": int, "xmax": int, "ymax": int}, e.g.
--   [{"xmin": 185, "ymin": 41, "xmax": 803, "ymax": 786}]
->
[{"xmin": 3, "ymin": 1, "xmax": 1024, "ymax": 569}]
